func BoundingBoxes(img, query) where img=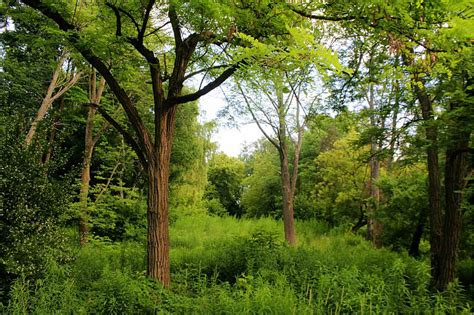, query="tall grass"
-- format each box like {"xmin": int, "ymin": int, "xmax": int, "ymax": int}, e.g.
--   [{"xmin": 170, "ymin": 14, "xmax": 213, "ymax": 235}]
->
[{"xmin": 3, "ymin": 216, "xmax": 472, "ymax": 314}]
